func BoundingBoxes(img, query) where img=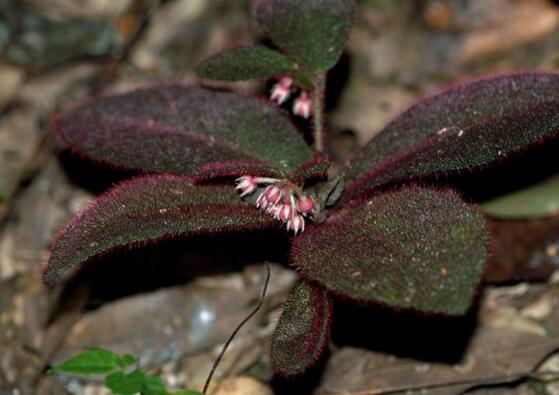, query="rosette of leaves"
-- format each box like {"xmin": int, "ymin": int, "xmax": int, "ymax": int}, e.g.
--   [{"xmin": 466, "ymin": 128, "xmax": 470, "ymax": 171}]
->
[{"xmin": 44, "ymin": 0, "xmax": 559, "ymax": 379}]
